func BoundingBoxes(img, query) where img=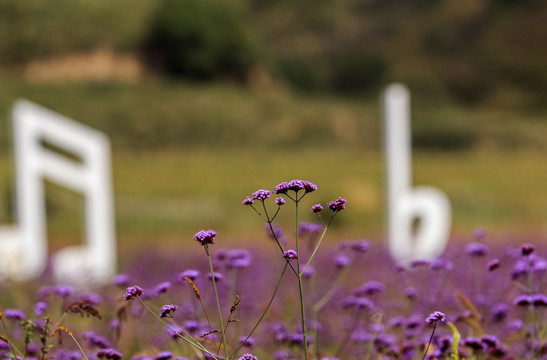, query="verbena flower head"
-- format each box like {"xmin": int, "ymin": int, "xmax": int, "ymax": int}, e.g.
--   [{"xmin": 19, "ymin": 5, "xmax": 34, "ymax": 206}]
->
[
  {"xmin": 238, "ymin": 354, "xmax": 258, "ymax": 360},
  {"xmin": 207, "ymin": 272, "xmax": 224, "ymax": 282},
  {"xmin": 466, "ymin": 242, "xmax": 489, "ymax": 257},
  {"xmin": 327, "ymin": 197, "xmax": 346, "ymax": 212},
  {"xmin": 54, "ymin": 285, "xmax": 74, "ymax": 298},
  {"xmin": 123, "ymin": 285, "xmax": 143, "ymax": 300},
  {"xmin": 487, "ymin": 259, "xmax": 501, "ymax": 271},
  {"xmin": 252, "ymin": 189, "xmax": 271, "ymax": 201},
  {"xmin": 226, "ymin": 249, "xmax": 252, "ymax": 269},
  {"xmin": 274, "ymin": 180, "xmax": 317, "ymax": 195},
  {"xmin": 283, "ymin": 249, "xmax": 298, "ymax": 260},
  {"xmin": 239, "ymin": 336, "xmax": 255, "ymax": 347},
  {"xmin": 154, "ymin": 281, "xmax": 171, "ymax": 295},
  {"xmin": 178, "ymin": 269, "xmax": 199, "ymax": 281},
  {"xmin": 193, "ymin": 229, "xmax": 217, "ymax": 246},
  {"xmin": 311, "ymin": 204, "xmax": 323, "ymax": 213},
  {"xmin": 155, "ymin": 351, "xmax": 172, "ymax": 360},
  {"xmin": 159, "ymin": 304, "xmax": 178, "ymax": 318},
  {"xmin": 473, "ymin": 228, "xmax": 486, "ymax": 240},
  {"xmin": 112, "ymin": 273, "xmax": 130, "ymax": 287},
  {"xmin": 275, "ymin": 197, "xmax": 285, "ymax": 205},
  {"xmin": 242, "ymin": 196, "xmax": 254, "ymax": 205},
  {"xmin": 84, "ymin": 331, "xmax": 112, "ymax": 349},
  {"xmin": 514, "ymin": 294, "xmax": 532, "ymax": 307},
  {"xmin": 334, "ymin": 254, "xmax": 350, "ymax": 268},
  {"xmin": 96, "ymin": 348, "xmax": 122, "ymax": 360},
  {"xmin": 521, "ymin": 243, "xmax": 535, "ymax": 256},
  {"xmin": 425, "ymin": 311, "xmax": 446, "ymax": 324},
  {"xmin": 531, "ymin": 294, "xmax": 547, "ymax": 307},
  {"xmin": 34, "ymin": 302, "xmax": 47, "ymax": 317},
  {"xmin": 3, "ymin": 309, "xmax": 26, "ymax": 321}
]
